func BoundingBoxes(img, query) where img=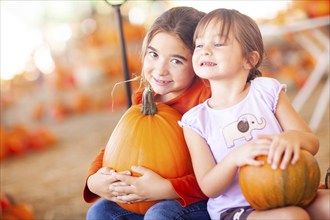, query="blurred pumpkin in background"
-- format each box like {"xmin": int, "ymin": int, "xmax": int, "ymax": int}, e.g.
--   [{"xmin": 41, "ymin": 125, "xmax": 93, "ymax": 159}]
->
[
  {"xmin": 293, "ymin": 0, "xmax": 330, "ymax": 18},
  {"xmin": 0, "ymin": 194, "xmax": 35, "ymax": 220}
]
